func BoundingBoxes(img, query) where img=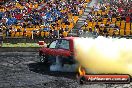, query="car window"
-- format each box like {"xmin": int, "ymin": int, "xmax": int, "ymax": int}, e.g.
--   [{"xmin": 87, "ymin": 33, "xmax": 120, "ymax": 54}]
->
[
  {"xmin": 56, "ymin": 40, "xmax": 70, "ymax": 50},
  {"xmin": 49, "ymin": 40, "xmax": 58, "ymax": 48}
]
